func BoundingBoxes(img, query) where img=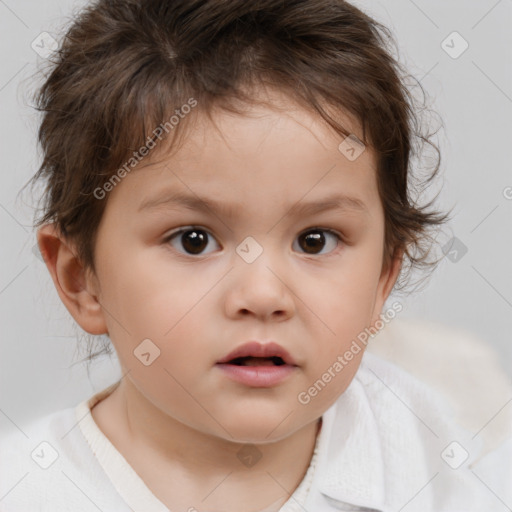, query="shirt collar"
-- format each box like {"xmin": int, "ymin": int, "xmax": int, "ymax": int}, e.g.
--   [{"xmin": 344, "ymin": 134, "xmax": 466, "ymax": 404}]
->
[
  {"xmin": 313, "ymin": 362, "xmax": 387, "ymax": 510},
  {"xmin": 309, "ymin": 351, "xmax": 442, "ymax": 511}
]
